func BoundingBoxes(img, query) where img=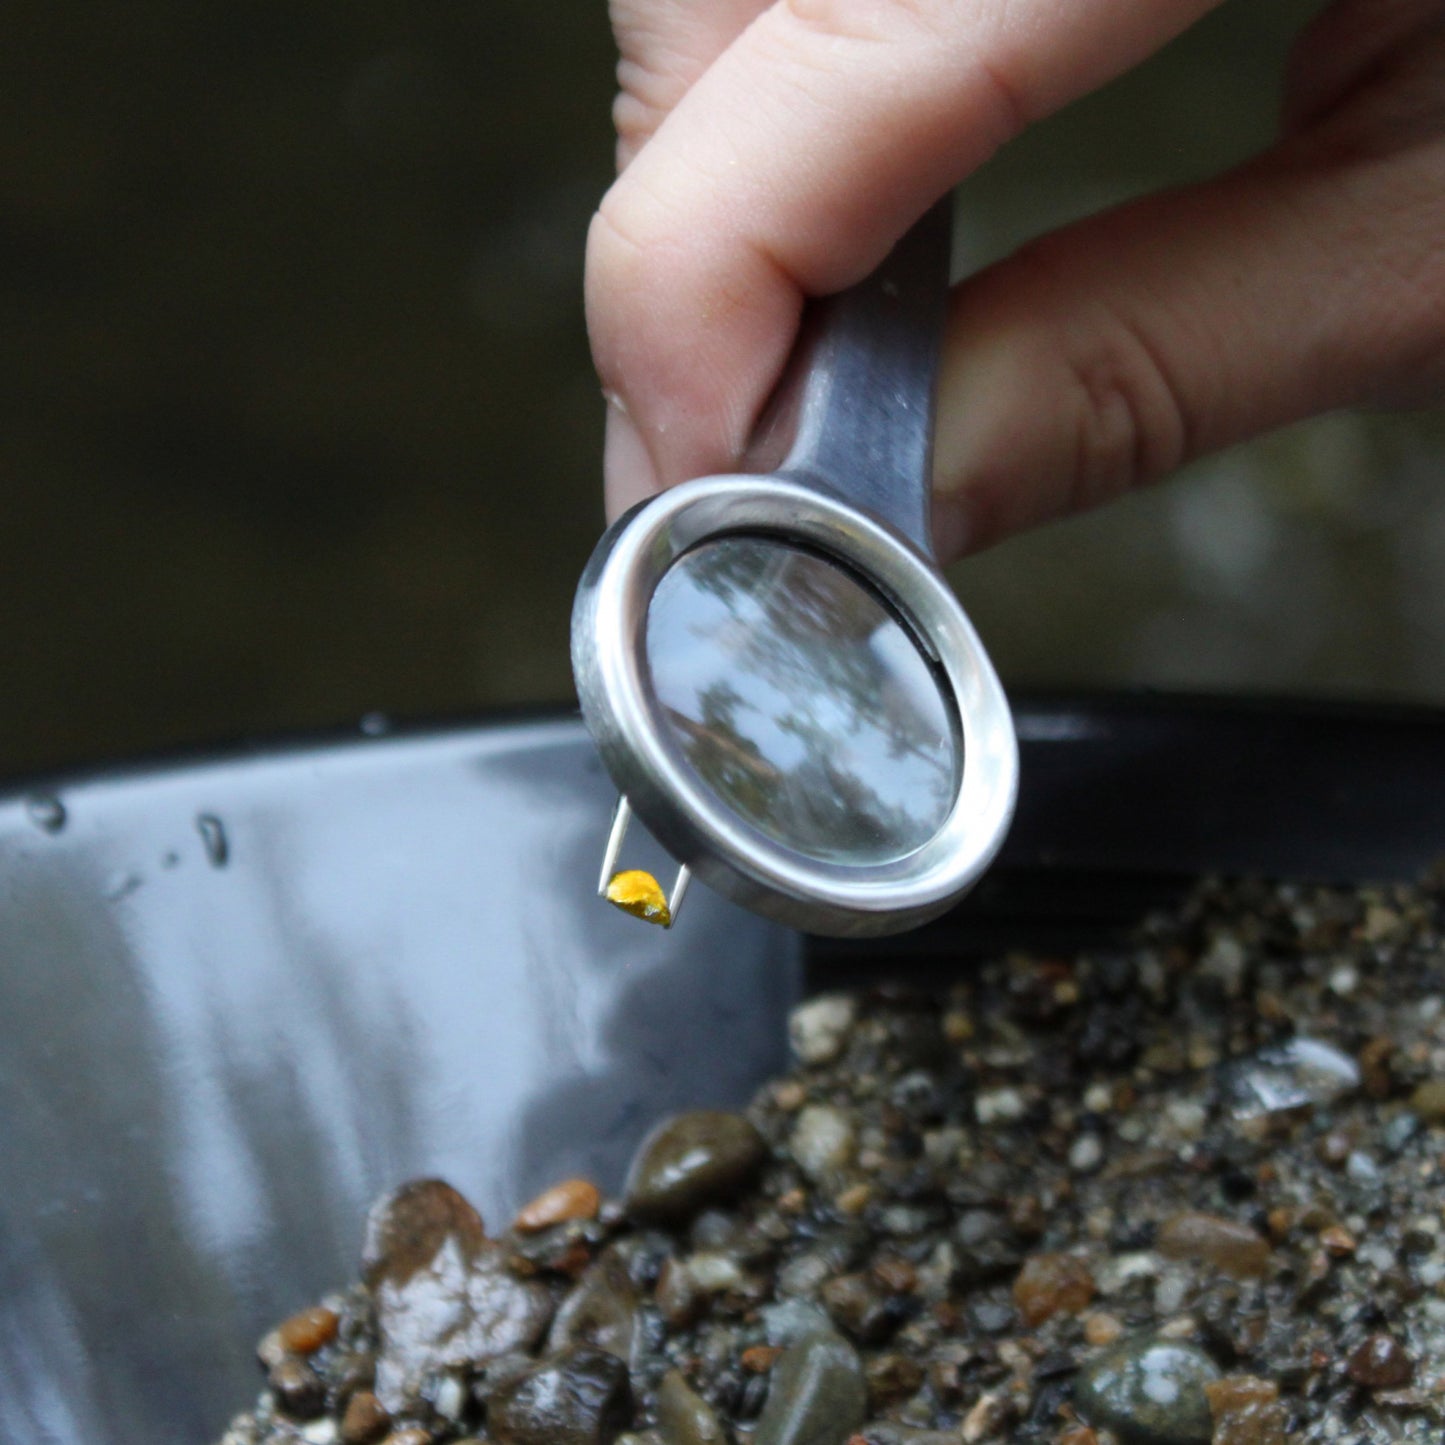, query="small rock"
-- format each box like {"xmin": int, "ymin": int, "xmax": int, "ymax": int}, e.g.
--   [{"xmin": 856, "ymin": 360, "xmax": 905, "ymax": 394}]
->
[
  {"xmin": 1410, "ymin": 1079, "xmax": 1445, "ymax": 1120},
  {"xmin": 339, "ymin": 1392, "xmax": 391, "ymax": 1445},
  {"xmin": 514, "ymin": 1179, "xmax": 602, "ymax": 1233},
  {"xmin": 366, "ymin": 1182, "xmax": 554, "ymax": 1411},
  {"xmin": 548, "ymin": 1247, "xmax": 638, "ymax": 1361},
  {"xmin": 488, "ymin": 1345, "xmax": 634, "ymax": 1445},
  {"xmin": 790, "ymin": 994, "xmax": 857, "ymax": 1065},
  {"xmin": 753, "ymin": 1332, "xmax": 867, "ymax": 1445},
  {"xmin": 655, "ymin": 1369, "xmax": 726, "ymax": 1445},
  {"xmin": 625, "ymin": 1112, "xmax": 768, "ymax": 1224},
  {"xmin": 790, "ymin": 1106, "xmax": 856, "ymax": 1183},
  {"xmin": 975, "ymin": 1089, "xmax": 1027, "ymax": 1125},
  {"xmin": 1205, "ymin": 1376, "xmax": 1287, "ymax": 1445},
  {"xmin": 277, "ymin": 1305, "xmax": 340, "ymax": 1356},
  {"xmin": 1157, "ymin": 1213, "xmax": 1271, "ymax": 1279},
  {"xmin": 821, "ymin": 1273, "xmax": 905, "ymax": 1345},
  {"xmin": 269, "ymin": 1358, "xmax": 326, "ymax": 1420},
  {"xmin": 1075, "ymin": 1338, "xmax": 1220, "ymax": 1445},
  {"xmin": 1069, "ymin": 1135, "xmax": 1104, "ymax": 1174},
  {"xmin": 1013, "ymin": 1253, "xmax": 1096, "ymax": 1326},
  {"xmin": 362, "ymin": 1178, "xmax": 487, "ymax": 1290},
  {"xmin": 1225, "ymin": 1037, "xmax": 1359, "ymax": 1119},
  {"xmin": 1084, "ymin": 1312, "xmax": 1125, "ymax": 1347},
  {"xmin": 960, "ymin": 1390, "xmax": 1012, "ymax": 1442},
  {"xmin": 1346, "ymin": 1333, "xmax": 1414, "ymax": 1389}
]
